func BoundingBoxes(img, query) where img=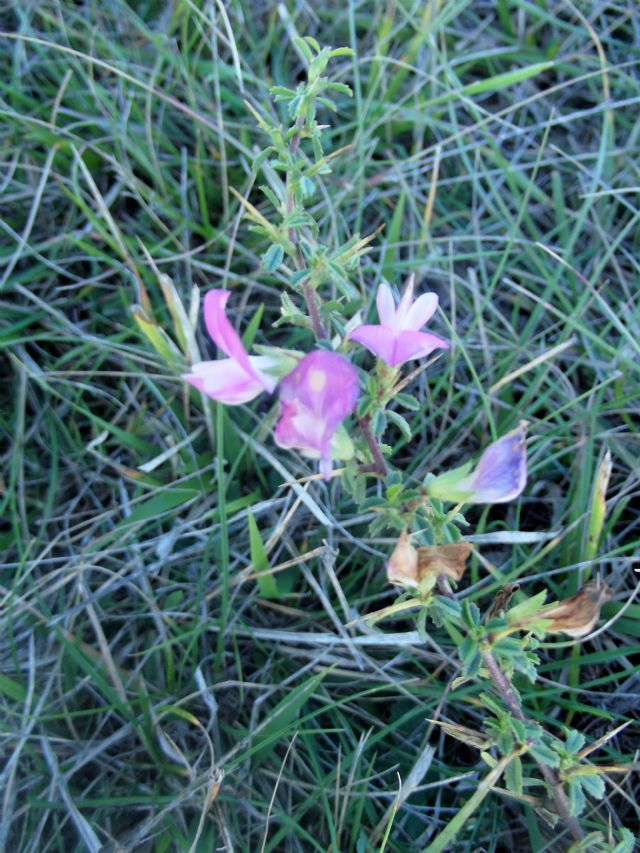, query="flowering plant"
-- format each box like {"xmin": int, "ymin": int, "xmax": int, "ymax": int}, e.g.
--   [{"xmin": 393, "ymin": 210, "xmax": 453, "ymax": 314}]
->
[{"xmin": 133, "ymin": 39, "xmax": 624, "ymax": 851}]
